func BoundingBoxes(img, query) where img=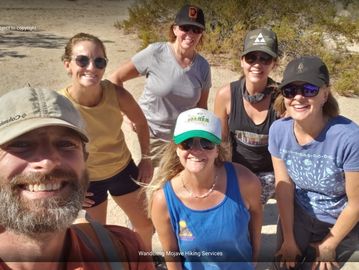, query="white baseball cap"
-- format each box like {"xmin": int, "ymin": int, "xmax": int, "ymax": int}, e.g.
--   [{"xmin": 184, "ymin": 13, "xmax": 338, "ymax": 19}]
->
[{"xmin": 173, "ymin": 108, "xmax": 221, "ymax": 144}]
